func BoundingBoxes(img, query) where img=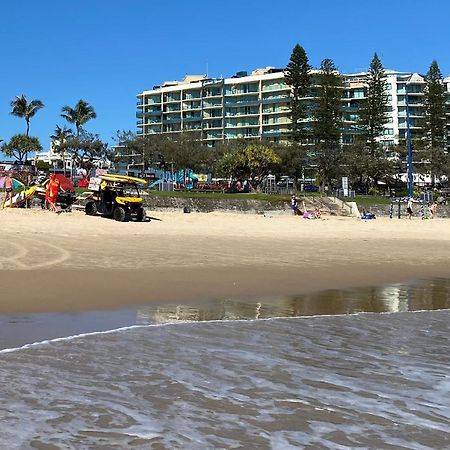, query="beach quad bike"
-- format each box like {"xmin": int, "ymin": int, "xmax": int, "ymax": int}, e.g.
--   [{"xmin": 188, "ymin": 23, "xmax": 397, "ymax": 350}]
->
[{"xmin": 85, "ymin": 174, "xmax": 147, "ymax": 222}]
